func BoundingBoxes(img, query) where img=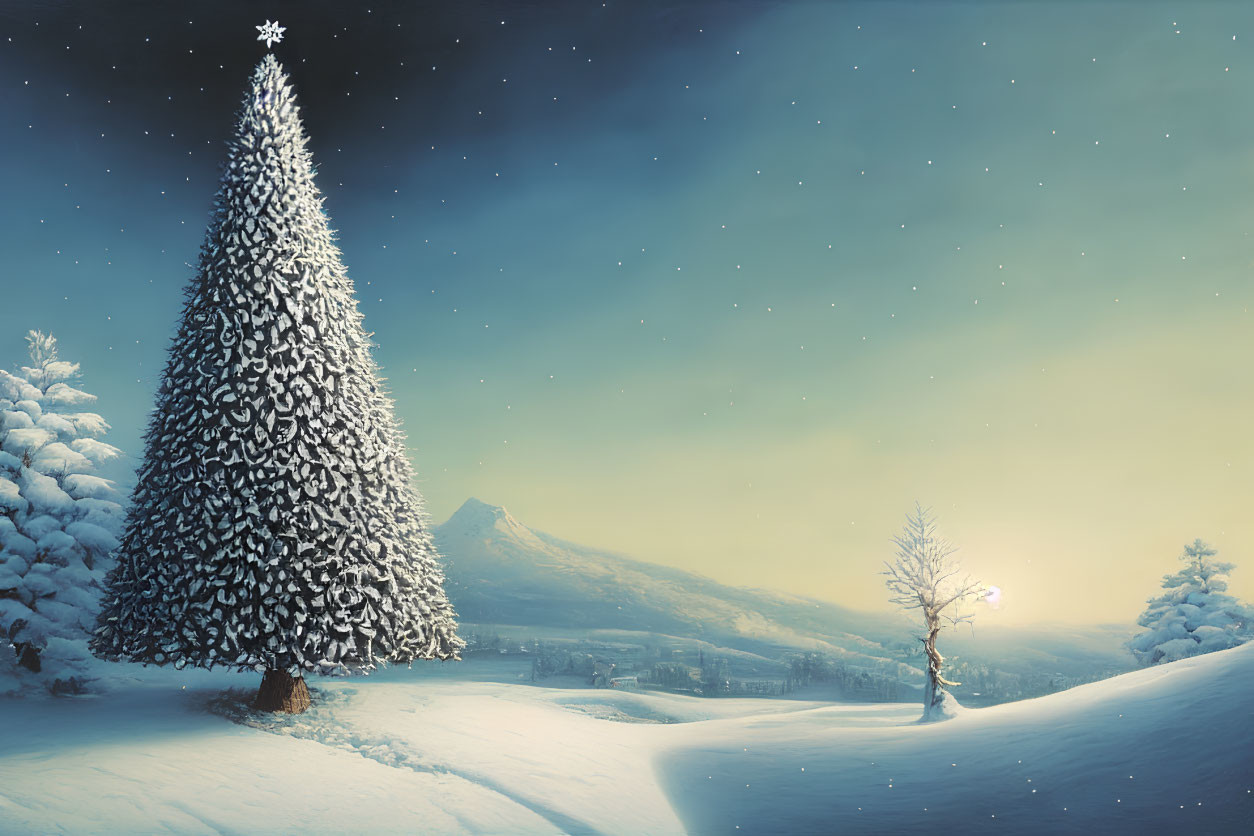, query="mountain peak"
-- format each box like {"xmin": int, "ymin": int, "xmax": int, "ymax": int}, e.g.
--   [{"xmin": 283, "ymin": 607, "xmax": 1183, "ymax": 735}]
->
[
  {"xmin": 440, "ymin": 498, "xmax": 540, "ymax": 546},
  {"xmin": 450, "ymin": 497, "xmax": 506, "ymax": 520}
]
